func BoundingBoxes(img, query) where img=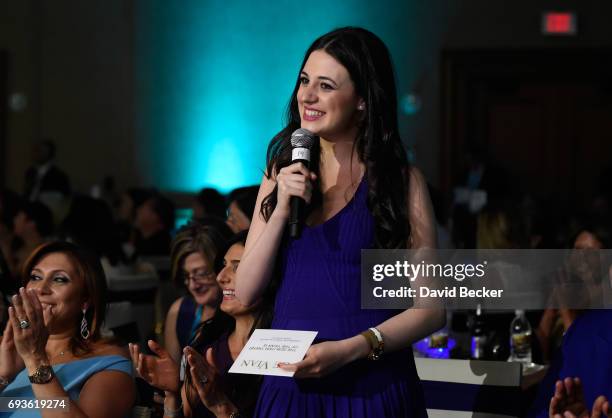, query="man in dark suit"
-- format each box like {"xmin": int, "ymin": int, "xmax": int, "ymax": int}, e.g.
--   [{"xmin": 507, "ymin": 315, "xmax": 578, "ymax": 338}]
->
[{"xmin": 24, "ymin": 140, "xmax": 71, "ymax": 201}]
